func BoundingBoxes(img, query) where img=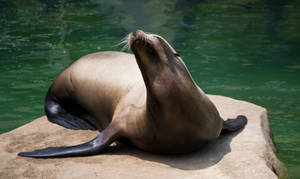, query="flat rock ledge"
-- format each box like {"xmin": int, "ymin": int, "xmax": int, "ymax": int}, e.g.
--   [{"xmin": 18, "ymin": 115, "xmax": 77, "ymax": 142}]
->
[{"xmin": 0, "ymin": 95, "xmax": 287, "ymax": 179}]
